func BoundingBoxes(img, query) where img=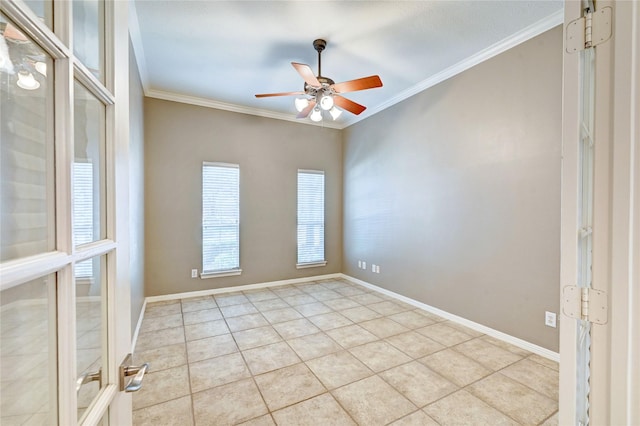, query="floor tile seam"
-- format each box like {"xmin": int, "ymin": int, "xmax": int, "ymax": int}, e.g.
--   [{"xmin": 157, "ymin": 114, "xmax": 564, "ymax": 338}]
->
[
  {"xmin": 374, "ymin": 357, "xmax": 458, "ymax": 392},
  {"xmin": 139, "ymin": 320, "xmax": 186, "ymax": 335},
  {"xmin": 133, "ymin": 382, "xmax": 192, "ymax": 413},
  {"xmin": 523, "ymin": 353, "xmax": 560, "ymax": 372},
  {"xmin": 328, "ymin": 375, "xmax": 420, "ymax": 425},
  {"xmin": 446, "ymin": 336, "xmax": 524, "ymax": 370},
  {"xmin": 374, "ymin": 367, "xmax": 453, "ymax": 411},
  {"xmin": 347, "ymin": 348, "xmax": 408, "ymax": 375},
  {"xmin": 188, "ymin": 324, "xmax": 272, "ymax": 419},
  {"xmin": 536, "ymin": 409, "xmax": 559, "ymax": 425},
  {"xmin": 325, "ymin": 383, "xmax": 381, "ymax": 425},
  {"xmin": 142, "ymin": 309, "xmax": 183, "ymax": 320},
  {"xmin": 327, "ymin": 331, "xmax": 383, "ymax": 351},
  {"xmin": 418, "ymin": 344, "xmax": 495, "ymax": 375},
  {"xmin": 316, "ymin": 345, "xmax": 380, "ymax": 380},
  {"xmin": 224, "ymin": 310, "xmax": 271, "ymax": 333},
  {"xmin": 136, "ymin": 323, "xmax": 185, "ymax": 339},
  {"xmin": 459, "ymin": 371, "xmax": 553, "ymax": 424},
  {"xmin": 382, "ymin": 409, "xmax": 433, "ymax": 426},
  {"xmin": 216, "ymin": 314, "xmax": 270, "ymax": 356},
  {"xmin": 182, "ymin": 329, "xmax": 195, "ymax": 425},
  {"xmin": 306, "ymin": 389, "xmax": 362, "ymax": 426},
  {"xmin": 246, "ymin": 295, "xmax": 293, "ymax": 313},
  {"xmin": 490, "ymin": 362, "xmax": 559, "ymax": 403},
  {"xmin": 290, "ymin": 303, "xmax": 334, "ymax": 318},
  {"xmin": 242, "ymin": 335, "xmax": 304, "ymax": 376},
  {"xmin": 381, "ymin": 335, "xmax": 444, "ymax": 360},
  {"xmin": 269, "ymin": 319, "xmax": 320, "ymax": 342},
  {"xmin": 257, "ymin": 369, "xmax": 331, "ymax": 414},
  {"xmin": 421, "ymin": 386, "xmax": 524, "ymax": 426},
  {"xmin": 131, "ymin": 394, "xmax": 192, "ymax": 416},
  {"xmin": 476, "ymin": 334, "xmax": 535, "ymax": 358},
  {"xmin": 498, "ymin": 354, "xmax": 558, "ymax": 377},
  {"xmin": 135, "ymin": 326, "xmax": 187, "ymax": 352},
  {"xmin": 278, "ymin": 329, "xmax": 338, "ymax": 363},
  {"xmin": 181, "ymin": 302, "xmax": 218, "ymax": 313}
]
